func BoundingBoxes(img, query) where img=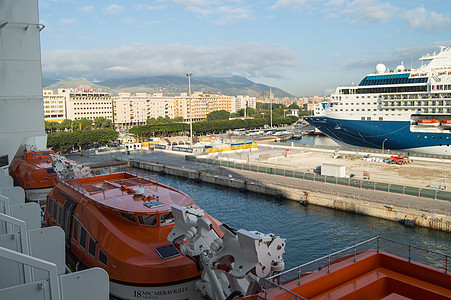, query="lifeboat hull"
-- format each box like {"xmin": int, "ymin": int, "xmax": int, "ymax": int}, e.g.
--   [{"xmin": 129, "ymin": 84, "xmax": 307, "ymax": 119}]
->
[
  {"xmin": 110, "ymin": 280, "xmax": 199, "ymax": 300},
  {"xmin": 417, "ymin": 119, "xmax": 440, "ymax": 126},
  {"xmin": 9, "ymin": 149, "xmax": 58, "ymax": 205}
]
